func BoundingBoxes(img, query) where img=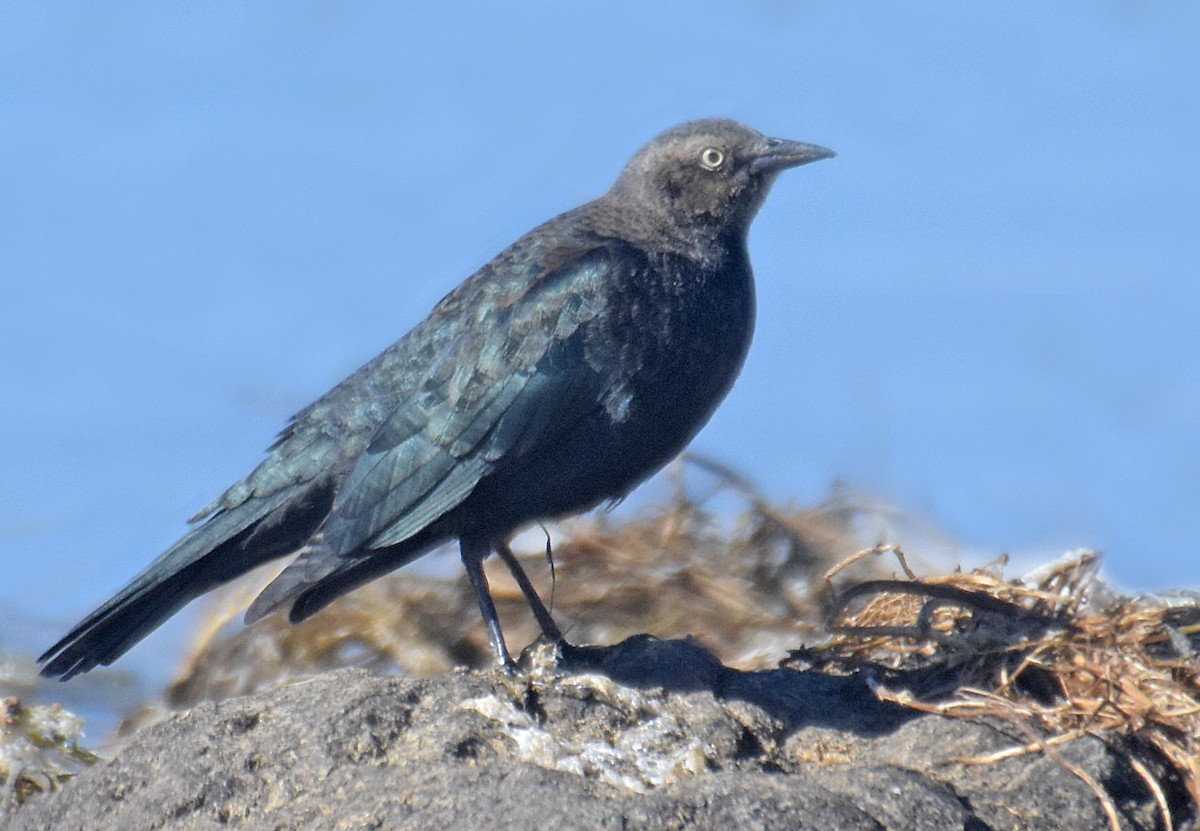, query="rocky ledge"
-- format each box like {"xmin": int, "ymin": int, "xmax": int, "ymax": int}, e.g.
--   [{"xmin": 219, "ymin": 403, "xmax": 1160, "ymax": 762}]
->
[{"xmin": 12, "ymin": 637, "xmax": 1167, "ymax": 831}]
